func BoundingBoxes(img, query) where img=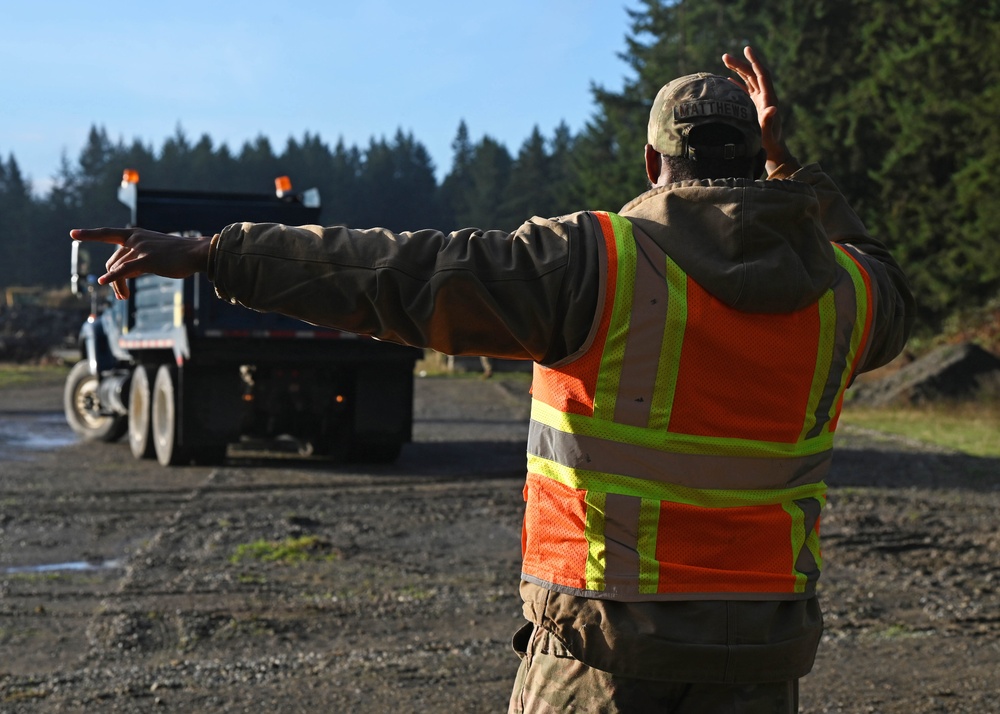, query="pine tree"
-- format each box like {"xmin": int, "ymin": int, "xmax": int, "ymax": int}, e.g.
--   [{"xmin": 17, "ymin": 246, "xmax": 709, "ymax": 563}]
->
[
  {"xmin": 504, "ymin": 126, "xmax": 552, "ymax": 223},
  {"xmin": 355, "ymin": 130, "xmax": 441, "ymax": 232},
  {"xmin": 574, "ymin": 0, "xmax": 767, "ymax": 210},
  {"xmin": 548, "ymin": 121, "xmax": 579, "ymax": 215},
  {"xmin": 854, "ymin": 0, "xmax": 1000, "ymax": 321},
  {"xmin": 463, "ymin": 136, "xmax": 515, "ymax": 231},
  {"xmin": 441, "ymin": 129, "xmax": 516, "ymax": 230},
  {"xmin": 0, "ymin": 156, "xmax": 35, "ymax": 287},
  {"xmin": 440, "ymin": 121, "xmax": 475, "ymax": 230}
]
